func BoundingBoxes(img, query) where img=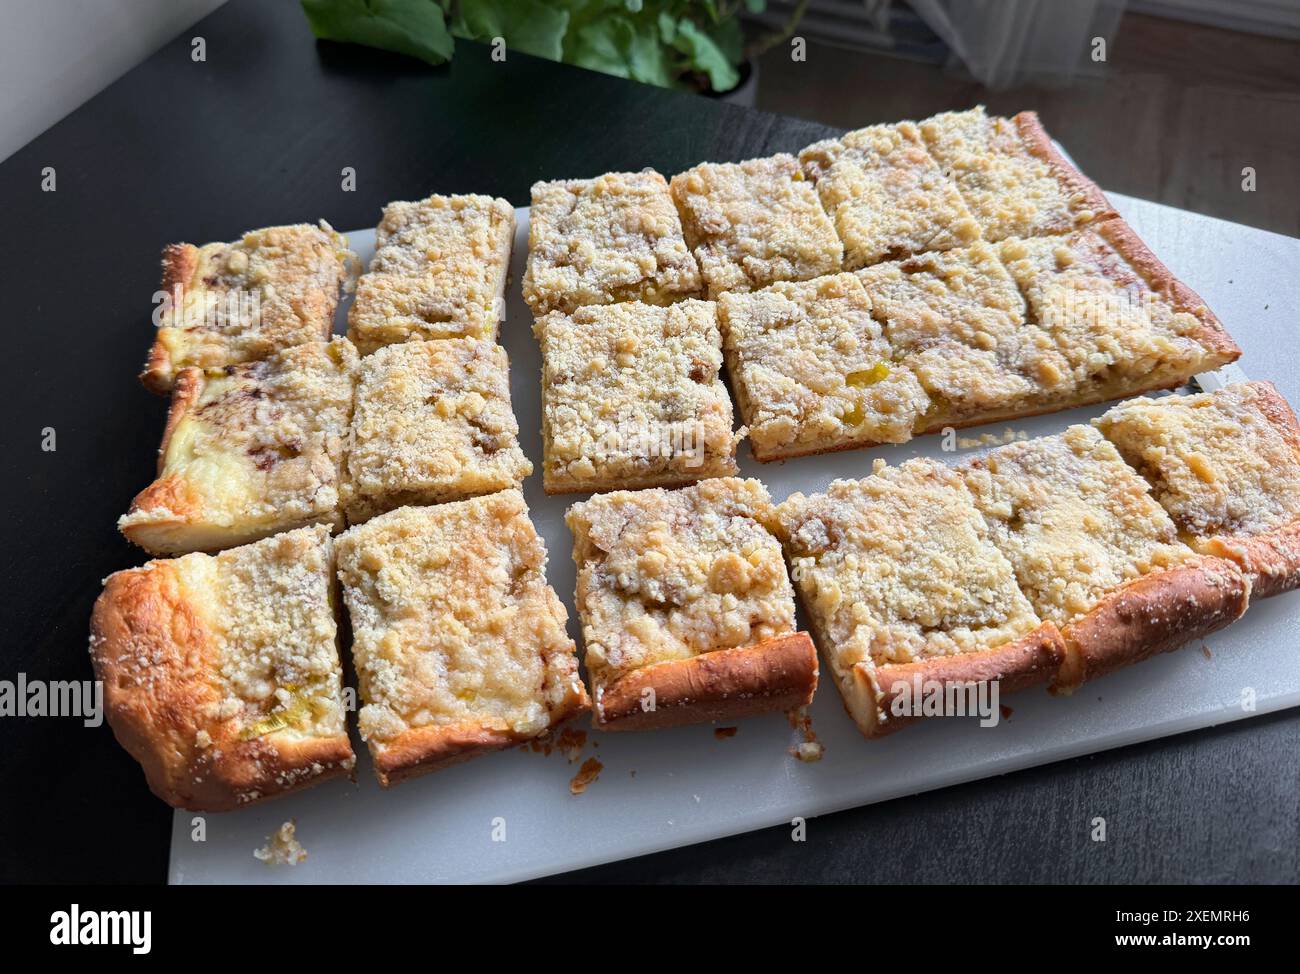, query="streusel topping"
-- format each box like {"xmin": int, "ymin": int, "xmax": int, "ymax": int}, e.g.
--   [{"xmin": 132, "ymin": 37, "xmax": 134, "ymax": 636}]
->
[
  {"xmin": 1096, "ymin": 383, "xmax": 1300, "ymax": 541},
  {"xmin": 670, "ymin": 154, "xmax": 842, "ymax": 297},
  {"xmin": 920, "ymin": 108, "xmax": 1099, "ymax": 242},
  {"xmin": 776, "ymin": 458, "xmax": 1040, "ymax": 668},
  {"xmin": 566, "ymin": 478, "xmax": 796, "ymax": 682},
  {"xmin": 718, "ymin": 273, "xmax": 929, "ymax": 457},
  {"xmin": 523, "ymin": 169, "xmax": 701, "ymax": 315},
  {"xmin": 961, "ymin": 425, "xmax": 1194, "ymax": 625},
  {"xmin": 336, "ymin": 492, "xmax": 585, "ymax": 744},
  {"xmin": 801, "ymin": 122, "xmax": 980, "ymax": 269},
  {"xmin": 535, "ymin": 299, "xmax": 740, "ymax": 491},
  {"xmin": 348, "ymin": 194, "xmax": 514, "ymax": 353},
  {"xmin": 344, "ymin": 338, "xmax": 531, "ymax": 522}
]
